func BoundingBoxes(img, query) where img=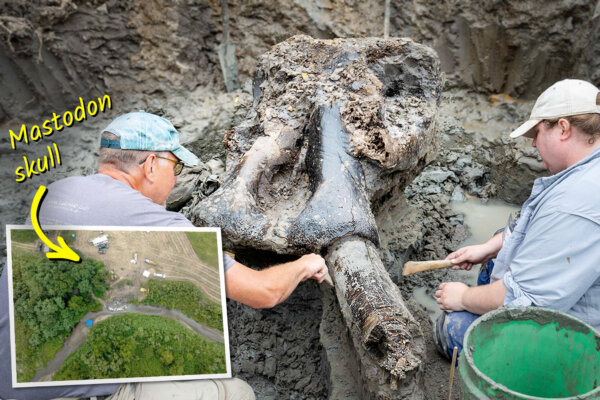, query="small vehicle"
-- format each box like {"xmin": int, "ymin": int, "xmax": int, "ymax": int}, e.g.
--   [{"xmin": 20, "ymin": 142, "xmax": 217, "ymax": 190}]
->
[
  {"xmin": 98, "ymin": 243, "xmax": 109, "ymax": 254},
  {"xmin": 90, "ymin": 234, "xmax": 109, "ymax": 247}
]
